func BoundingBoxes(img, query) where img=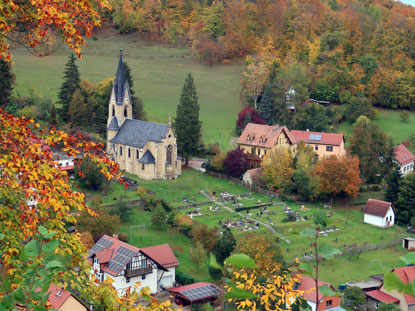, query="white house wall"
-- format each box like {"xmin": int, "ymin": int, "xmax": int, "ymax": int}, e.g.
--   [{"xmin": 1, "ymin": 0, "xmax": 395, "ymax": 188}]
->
[
  {"xmin": 364, "ymin": 207, "xmax": 394, "ymax": 228},
  {"xmin": 107, "ymin": 268, "xmax": 159, "ymax": 295},
  {"xmin": 157, "ymin": 267, "xmax": 176, "ymax": 290},
  {"xmin": 399, "ymin": 161, "xmax": 415, "ymax": 176}
]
